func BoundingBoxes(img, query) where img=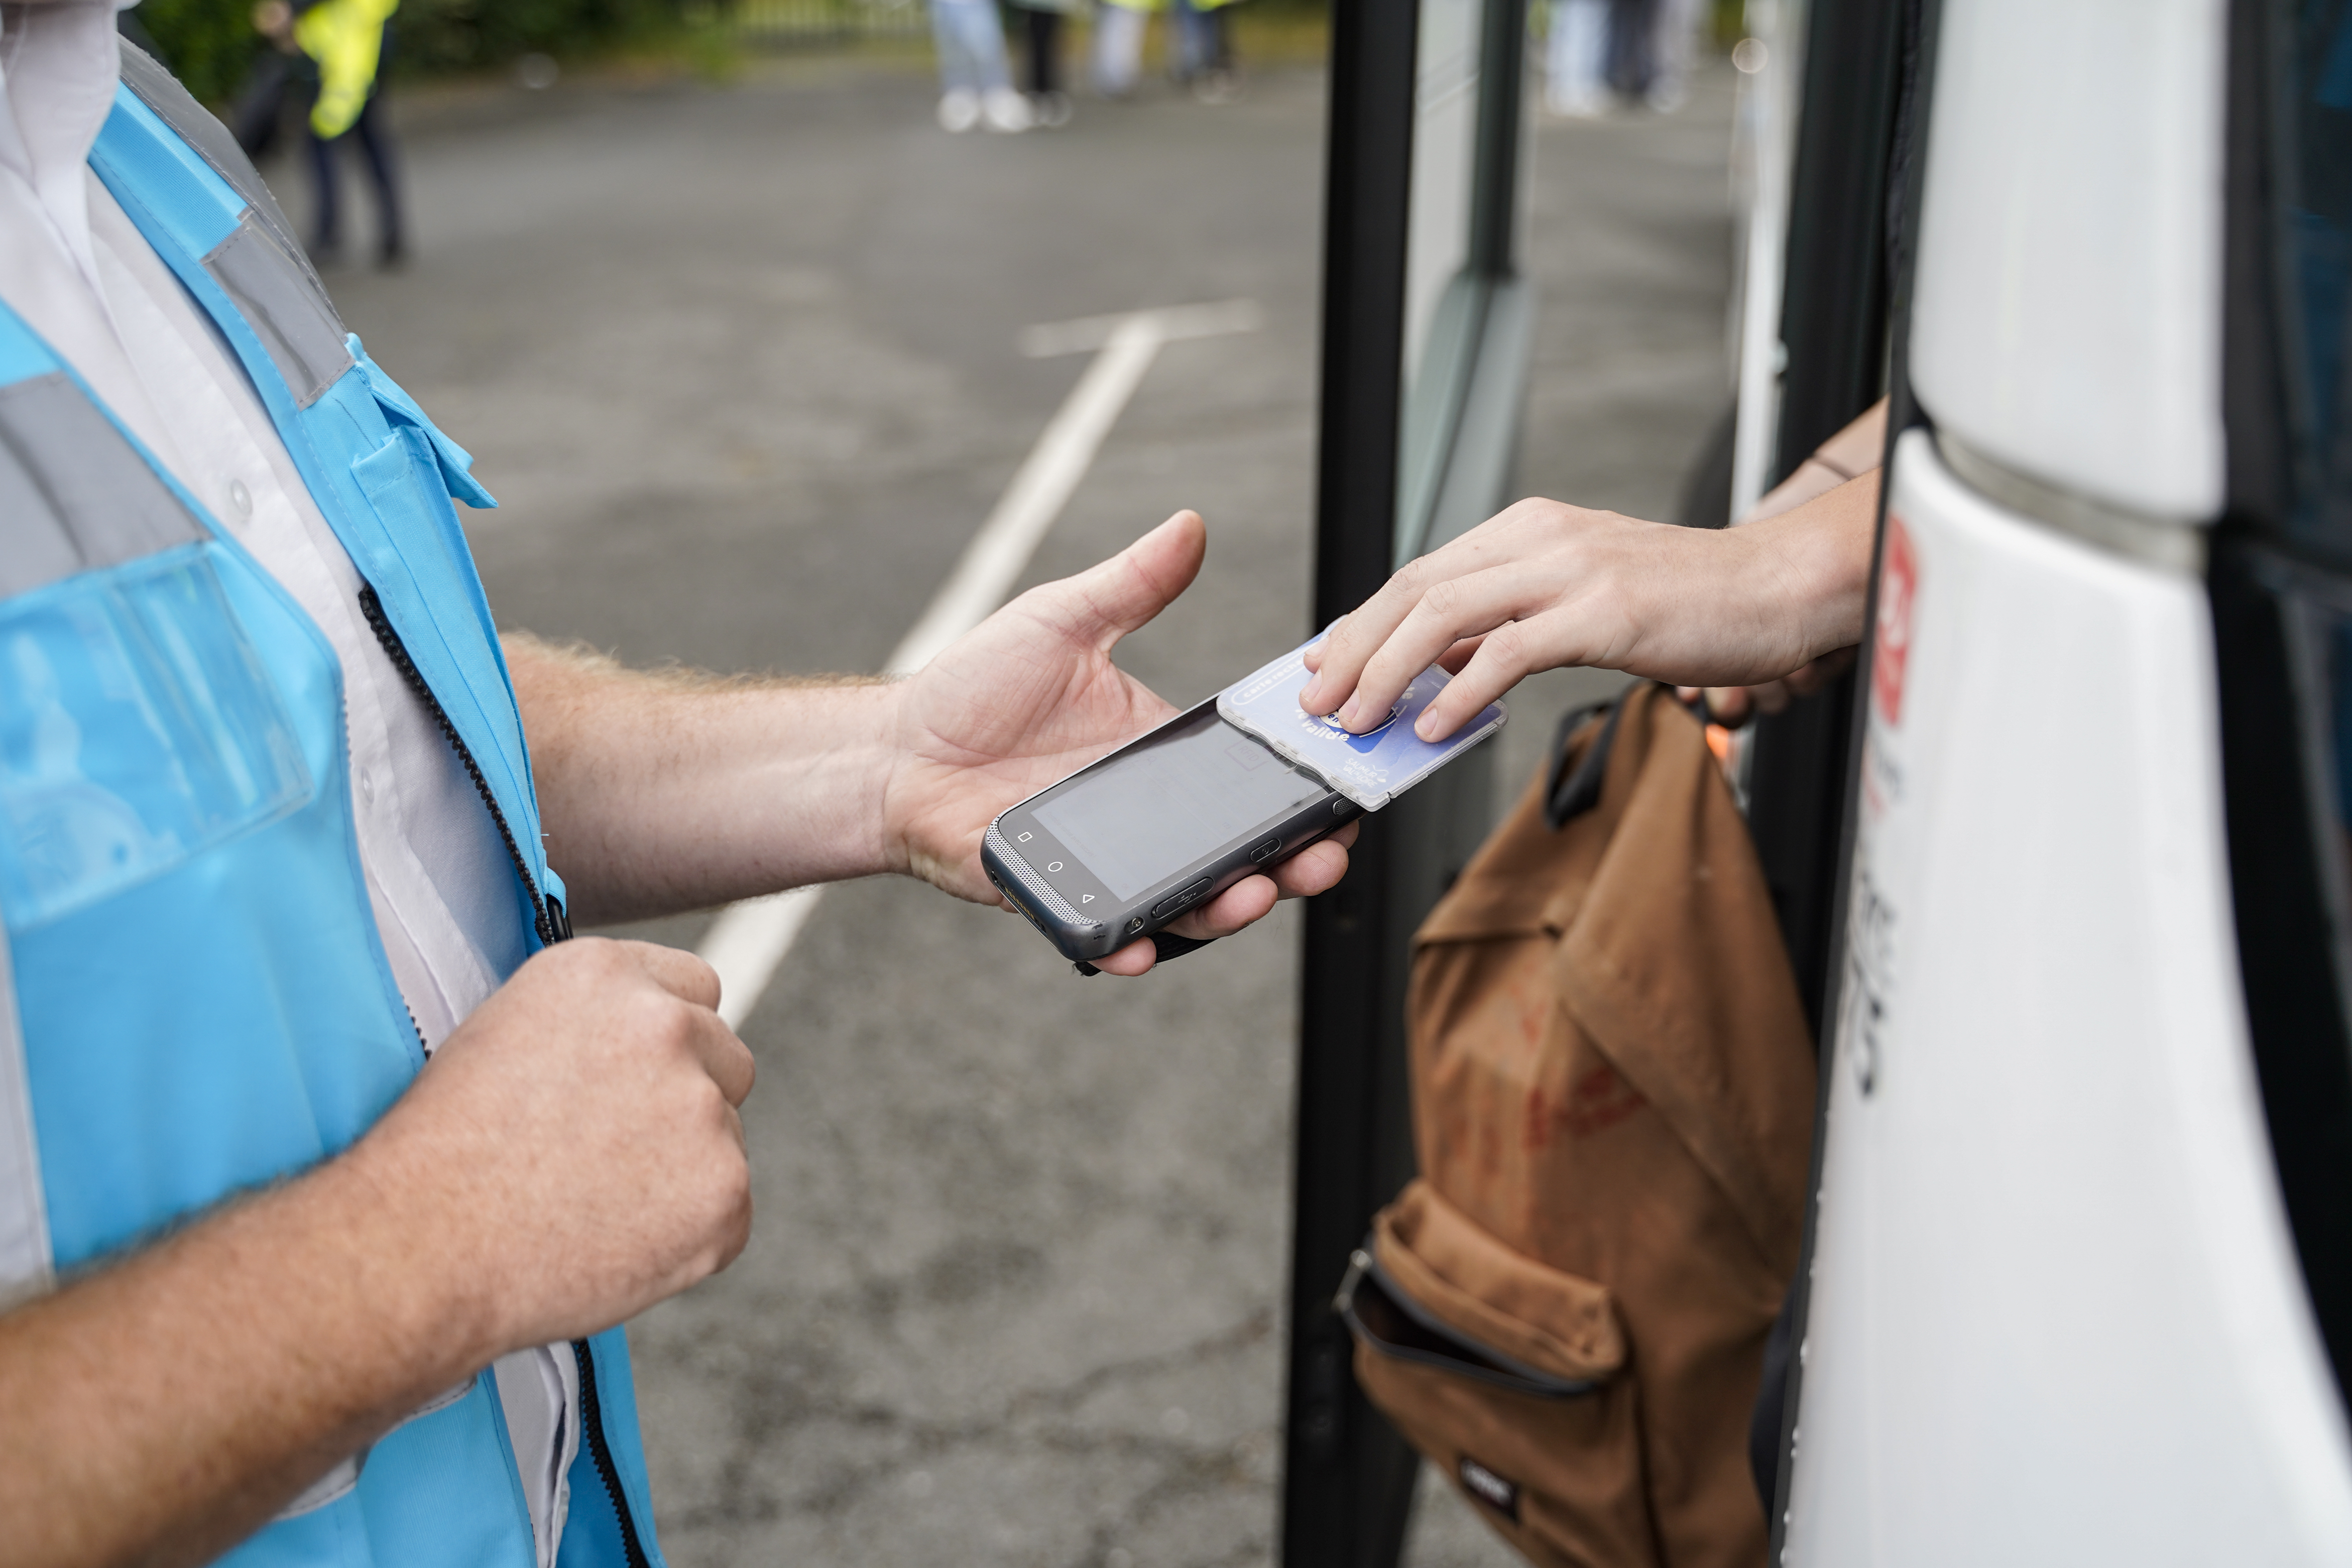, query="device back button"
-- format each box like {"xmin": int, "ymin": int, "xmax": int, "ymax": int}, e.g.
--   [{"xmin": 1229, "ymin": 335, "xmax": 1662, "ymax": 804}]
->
[
  {"xmin": 1153, "ymin": 877, "xmax": 1214, "ymax": 918},
  {"xmin": 1249, "ymin": 837, "xmax": 1283, "ymax": 864}
]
